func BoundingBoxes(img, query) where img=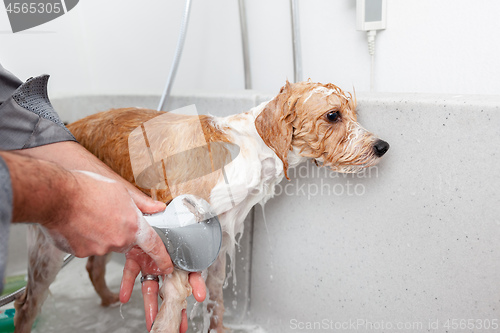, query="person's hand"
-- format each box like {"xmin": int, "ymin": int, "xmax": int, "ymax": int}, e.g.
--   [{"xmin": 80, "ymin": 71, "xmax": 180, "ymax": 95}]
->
[
  {"xmin": 14, "ymin": 141, "xmax": 157, "ymax": 205},
  {"xmin": 11, "ymin": 141, "xmax": 170, "ymax": 258},
  {"xmin": 6, "ymin": 142, "xmax": 205, "ymax": 330},
  {"xmin": 120, "ymin": 246, "xmax": 207, "ymax": 332},
  {"xmin": 36, "ymin": 170, "xmax": 163, "ymax": 257}
]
